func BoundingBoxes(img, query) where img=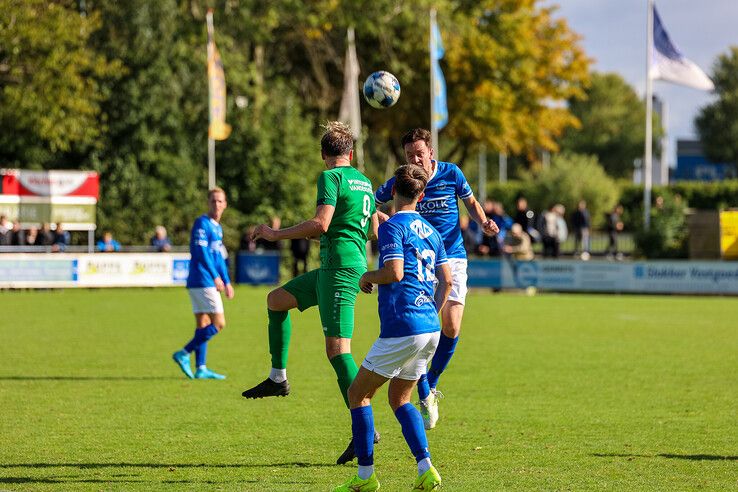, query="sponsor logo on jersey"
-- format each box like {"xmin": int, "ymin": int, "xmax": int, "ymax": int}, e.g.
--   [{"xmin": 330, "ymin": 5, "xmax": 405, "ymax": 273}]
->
[
  {"xmin": 380, "ymin": 242, "xmax": 399, "ymax": 251},
  {"xmin": 416, "ymin": 197, "xmax": 449, "ymax": 213},
  {"xmin": 410, "ymin": 219, "xmax": 434, "ymax": 239},
  {"xmin": 414, "ymin": 291, "xmax": 433, "ymax": 307}
]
